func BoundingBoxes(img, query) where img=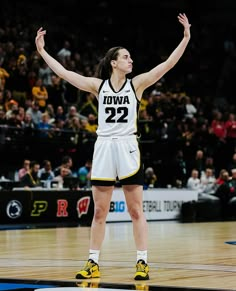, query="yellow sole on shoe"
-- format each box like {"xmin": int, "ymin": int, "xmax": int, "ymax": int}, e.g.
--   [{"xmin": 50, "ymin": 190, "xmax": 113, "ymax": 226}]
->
[{"xmin": 75, "ymin": 270, "xmax": 100, "ymax": 279}]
